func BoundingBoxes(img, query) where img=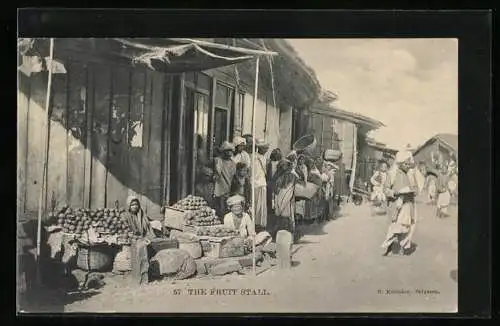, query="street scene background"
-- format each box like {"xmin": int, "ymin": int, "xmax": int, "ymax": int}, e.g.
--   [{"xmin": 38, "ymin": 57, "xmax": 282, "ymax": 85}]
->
[{"xmin": 18, "ymin": 38, "xmax": 458, "ymax": 313}]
